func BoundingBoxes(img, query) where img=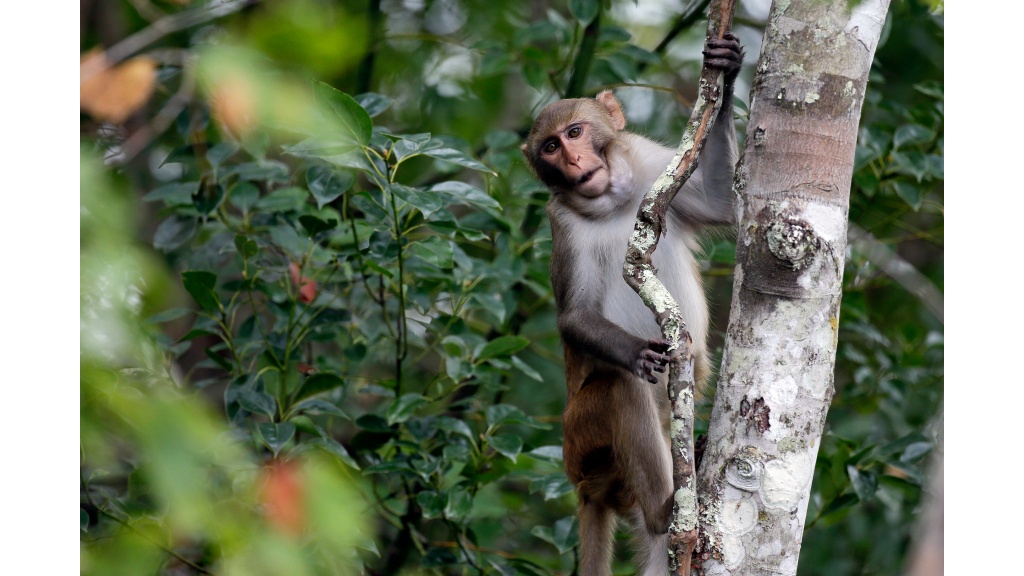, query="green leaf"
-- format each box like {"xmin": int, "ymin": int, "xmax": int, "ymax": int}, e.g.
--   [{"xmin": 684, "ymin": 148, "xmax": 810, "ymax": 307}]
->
[
  {"xmin": 309, "ymin": 437, "xmax": 360, "ymax": 470},
  {"xmin": 436, "ymin": 416, "xmax": 475, "ymax": 440},
  {"xmin": 228, "ymin": 182, "xmax": 260, "ymax": 213},
  {"xmin": 255, "ymin": 186, "xmax": 308, "ymax": 213},
  {"xmin": 899, "ymin": 442, "xmax": 932, "ymax": 463},
  {"xmin": 569, "ymin": 0, "xmax": 598, "ymax": 22},
  {"xmin": 258, "ymin": 422, "xmax": 296, "ymax": 457},
  {"xmin": 417, "ymin": 490, "xmax": 446, "ymax": 519},
  {"xmin": 153, "ymin": 216, "xmax": 197, "ymax": 252},
  {"xmin": 181, "ymin": 271, "xmax": 220, "ymax": 313},
  {"xmin": 445, "ymin": 487, "xmax": 474, "ymax": 520},
  {"xmin": 234, "ymin": 235, "xmax": 258, "ymax": 258},
  {"xmin": 143, "ymin": 181, "xmax": 198, "ymax": 205},
  {"xmin": 528, "ymin": 445, "xmax": 563, "ymax": 462},
  {"xmin": 299, "ymin": 214, "xmax": 338, "ymax": 236},
  {"xmin": 530, "ymin": 472, "xmax": 574, "ymax": 500},
  {"xmin": 192, "ymin": 182, "xmax": 225, "ymax": 214},
  {"xmin": 847, "ymin": 465, "xmax": 878, "ymax": 501},
  {"xmin": 306, "ymin": 166, "xmax": 354, "ymax": 209},
  {"xmin": 283, "ymin": 136, "xmax": 360, "ymax": 159},
  {"xmin": 355, "ymin": 93, "xmax": 394, "ymax": 117},
  {"xmin": 408, "ymin": 236, "xmax": 454, "ymax": 269},
  {"xmin": 485, "ymin": 404, "xmax": 550, "ymax": 429},
  {"xmin": 890, "ymin": 180, "xmax": 923, "ymax": 211},
  {"xmin": 893, "ymin": 124, "xmax": 934, "ymax": 149},
  {"xmin": 224, "ymin": 160, "xmax": 290, "ymax": 182},
  {"xmin": 431, "ymin": 181, "xmax": 502, "ymax": 212},
  {"xmin": 143, "ymin": 307, "xmax": 191, "ymax": 325},
  {"xmin": 236, "ymin": 389, "xmax": 277, "ymax": 417},
  {"xmin": 391, "ymin": 184, "xmax": 445, "ymax": 220},
  {"xmin": 296, "ymin": 373, "xmax": 345, "ymax": 401},
  {"xmin": 913, "ymin": 80, "xmax": 943, "ymax": 100},
  {"xmin": 890, "ymin": 150, "xmax": 930, "ymax": 182},
  {"xmin": 820, "ymin": 492, "xmax": 859, "ymax": 519},
  {"xmin": 392, "ymin": 134, "xmax": 440, "ymax": 162},
  {"xmin": 421, "ymin": 147, "xmax": 495, "ymax": 174},
  {"xmin": 312, "ymin": 80, "xmax": 372, "ymax": 146},
  {"xmin": 487, "ymin": 433, "xmax": 523, "ymax": 462},
  {"xmin": 477, "ymin": 336, "xmax": 530, "ymax": 362},
  {"xmin": 387, "ymin": 393, "xmax": 429, "ymax": 425},
  {"xmin": 80, "ymin": 509, "xmax": 89, "ymax": 532},
  {"xmin": 207, "ymin": 142, "xmax": 239, "ymax": 167},
  {"xmin": 292, "ymin": 398, "xmax": 349, "ymax": 419},
  {"xmin": 204, "ymin": 347, "xmax": 233, "ymax": 371},
  {"xmin": 531, "ymin": 517, "xmax": 578, "ymax": 554}
]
